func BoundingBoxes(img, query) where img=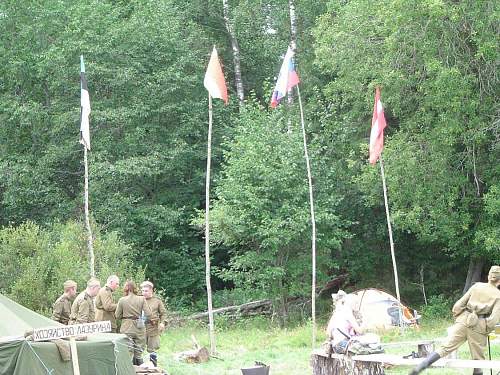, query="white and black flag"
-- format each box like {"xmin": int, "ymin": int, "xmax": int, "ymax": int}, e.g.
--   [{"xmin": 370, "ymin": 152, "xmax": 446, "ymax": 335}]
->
[{"xmin": 80, "ymin": 55, "xmax": 91, "ymax": 150}]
